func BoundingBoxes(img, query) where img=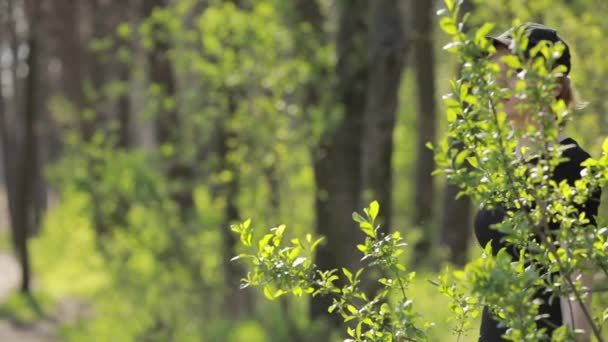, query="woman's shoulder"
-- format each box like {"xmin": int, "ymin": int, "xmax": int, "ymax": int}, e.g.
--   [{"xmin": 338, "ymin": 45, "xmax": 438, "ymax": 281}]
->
[
  {"xmin": 559, "ymin": 137, "xmax": 593, "ymax": 165},
  {"xmin": 555, "ymin": 137, "xmax": 592, "ymax": 182}
]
